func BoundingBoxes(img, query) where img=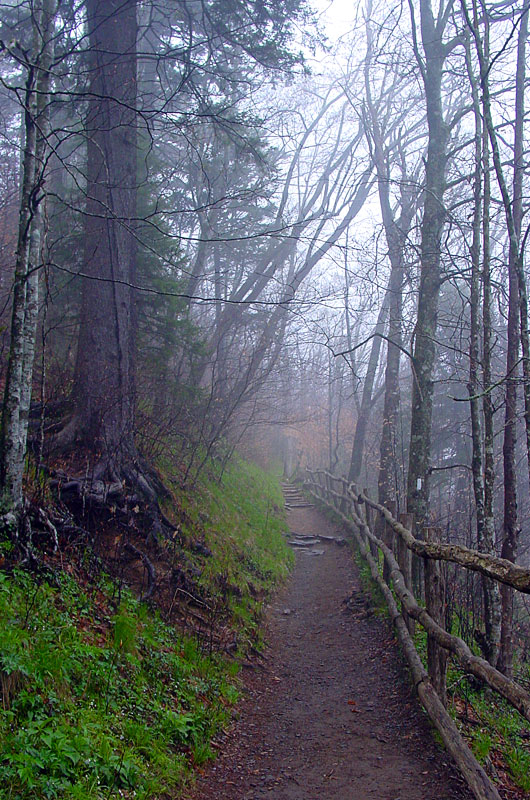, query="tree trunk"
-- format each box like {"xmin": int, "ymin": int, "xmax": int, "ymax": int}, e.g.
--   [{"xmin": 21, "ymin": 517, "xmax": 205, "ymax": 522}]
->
[
  {"xmin": 374, "ymin": 174, "xmax": 414, "ymax": 509},
  {"xmin": 406, "ymin": 0, "xmax": 449, "ymax": 527},
  {"xmin": 348, "ymin": 300, "xmax": 388, "ymax": 483},
  {"xmin": 68, "ymin": 0, "xmax": 138, "ymax": 477},
  {"xmin": 464, "ymin": 24, "xmax": 500, "ymax": 665},
  {"xmin": 497, "ymin": 9, "xmax": 527, "ymax": 678},
  {"xmin": 467, "ymin": 0, "xmax": 528, "ymax": 676},
  {"xmin": 481, "ymin": 126, "xmax": 501, "ymax": 667},
  {"xmin": 362, "ymin": 10, "xmax": 416, "ymax": 513},
  {"xmin": 0, "ymin": 0, "xmax": 56, "ymax": 512}
]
